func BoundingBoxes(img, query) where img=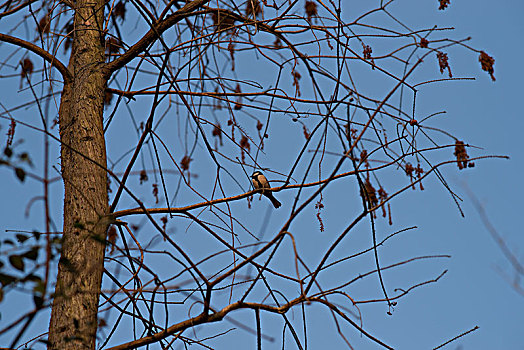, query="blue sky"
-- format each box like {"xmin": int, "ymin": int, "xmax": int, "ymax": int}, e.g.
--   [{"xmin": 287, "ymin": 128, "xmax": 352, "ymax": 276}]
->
[{"xmin": 0, "ymin": 1, "xmax": 523, "ymax": 349}]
